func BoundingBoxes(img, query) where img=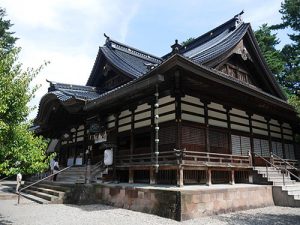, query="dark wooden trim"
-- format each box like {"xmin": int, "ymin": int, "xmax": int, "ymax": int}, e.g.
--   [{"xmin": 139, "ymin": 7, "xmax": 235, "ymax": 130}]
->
[
  {"xmin": 266, "ymin": 118, "xmax": 272, "ymax": 154},
  {"xmin": 181, "ymin": 110, "xmax": 205, "ymax": 118},
  {"xmin": 181, "ymin": 100, "xmax": 205, "ymax": 109},
  {"xmin": 226, "ymin": 108, "xmax": 232, "ymax": 154},
  {"xmin": 203, "ymin": 102, "xmax": 210, "ymax": 152}
]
